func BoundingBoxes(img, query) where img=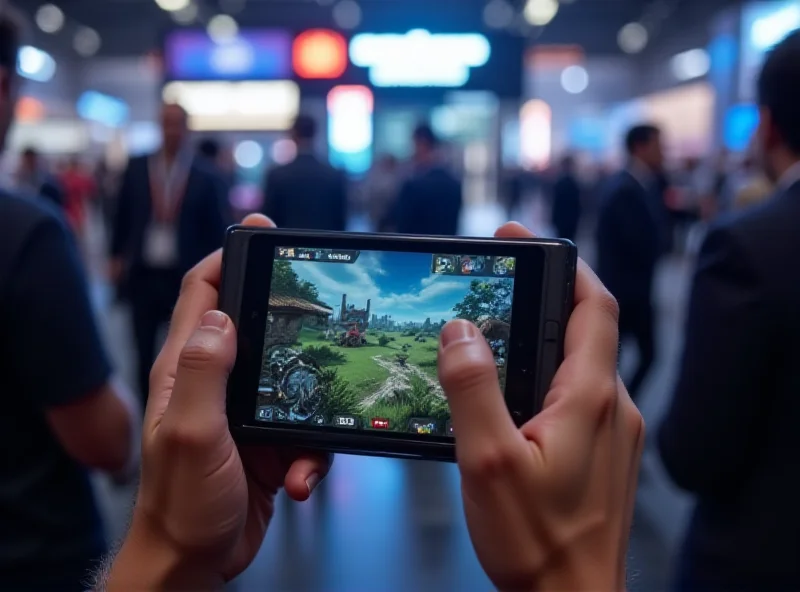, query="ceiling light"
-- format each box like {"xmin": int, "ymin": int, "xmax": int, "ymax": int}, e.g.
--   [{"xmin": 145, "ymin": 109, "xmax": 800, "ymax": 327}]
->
[
  {"xmin": 74, "ymin": 27, "xmax": 101, "ymax": 57},
  {"xmin": 523, "ymin": 0, "xmax": 559, "ymax": 27},
  {"xmin": 618, "ymin": 22, "xmax": 648, "ymax": 54},
  {"xmin": 234, "ymin": 140, "xmax": 264, "ymax": 168},
  {"xmin": 483, "ymin": 0, "xmax": 515, "ymax": 30},
  {"xmin": 155, "ymin": 0, "xmax": 190, "ymax": 11},
  {"xmin": 332, "ymin": 0, "xmax": 362, "ymax": 30},
  {"xmin": 670, "ymin": 48, "xmax": 710, "ymax": 81},
  {"xmin": 561, "ymin": 65, "xmax": 589, "ymax": 94},
  {"xmin": 35, "ymin": 4, "xmax": 64, "ymax": 34},
  {"xmin": 172, "ymin": 2, "xmax": 198, "ymax": 24},
  {"xmin": 207, "ymin": 14, "xmax": 238, "ymax": 43}
]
